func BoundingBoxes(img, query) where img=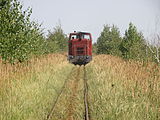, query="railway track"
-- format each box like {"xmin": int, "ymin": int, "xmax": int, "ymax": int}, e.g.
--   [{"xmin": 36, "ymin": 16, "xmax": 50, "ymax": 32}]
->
[
  {"xmin": 83, "ymin": 66, "xmax": 90, "ymax": 120},
  {"xmin": 46, "ymin": 65, "xmax": 90, "ymax": 120},
  {"xmin": 46, "ymin": 66, "xmax": 76, "ymax": 120}
]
